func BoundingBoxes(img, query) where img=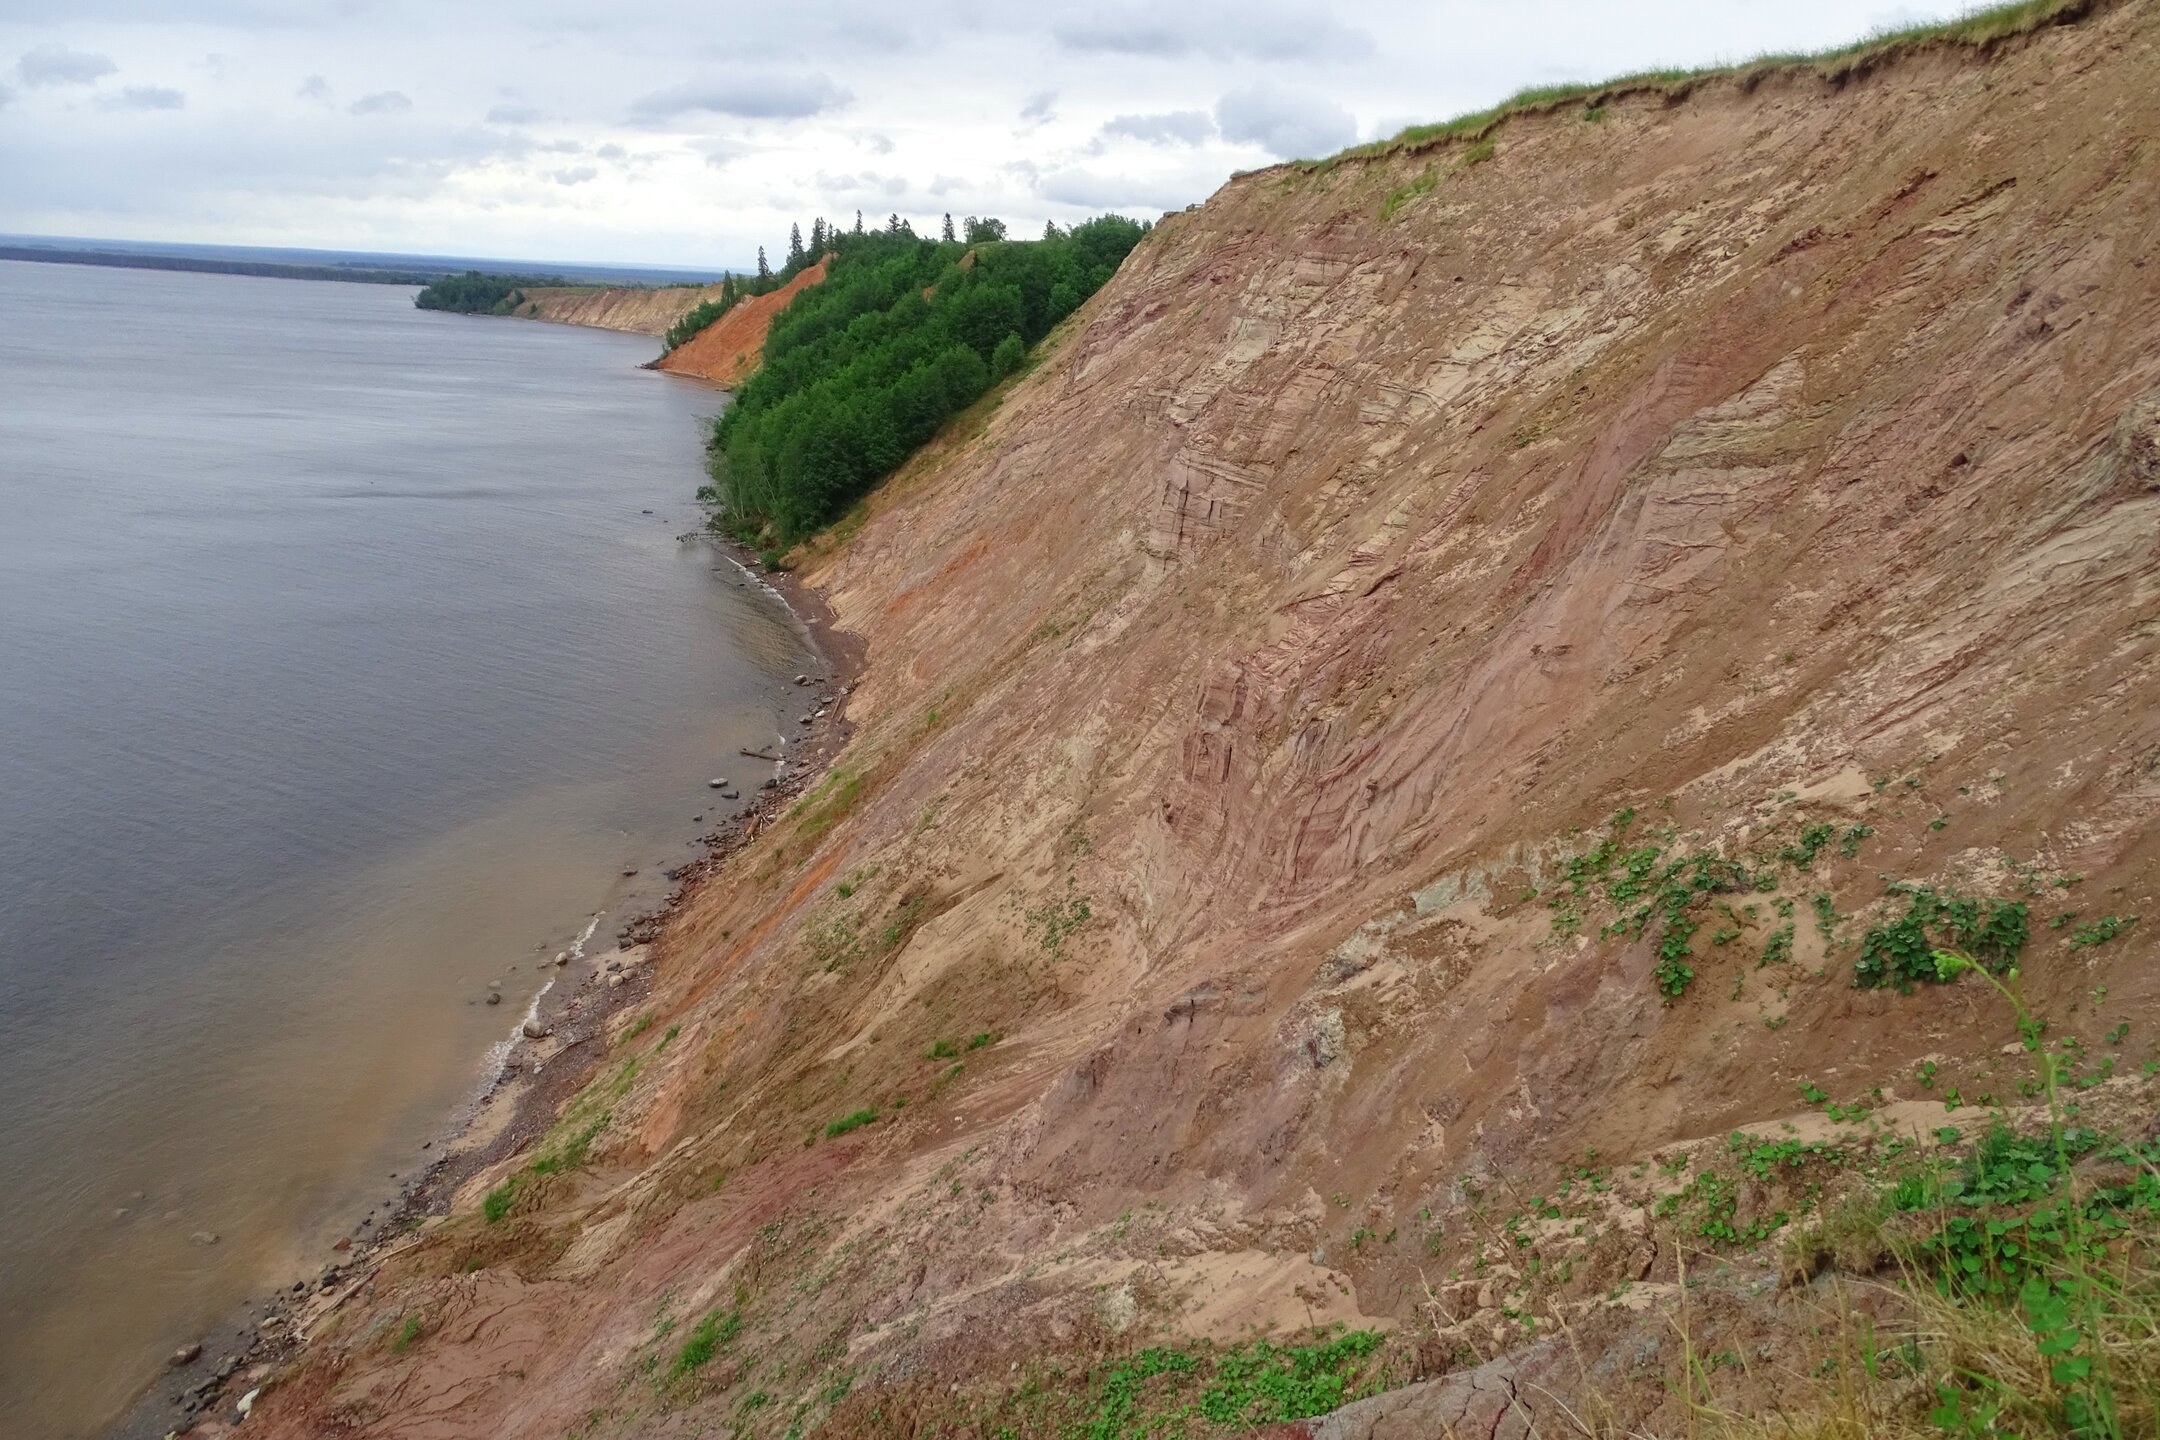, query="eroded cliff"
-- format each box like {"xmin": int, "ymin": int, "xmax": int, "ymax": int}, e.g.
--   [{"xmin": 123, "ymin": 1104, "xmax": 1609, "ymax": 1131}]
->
[
  {"xmin": 241, "ymin": 5, "xmax": 2160, "ymax": 1436},
  {"xmin": 512, "ymin": 283, "xmax": 719, "ymax": 337}
]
